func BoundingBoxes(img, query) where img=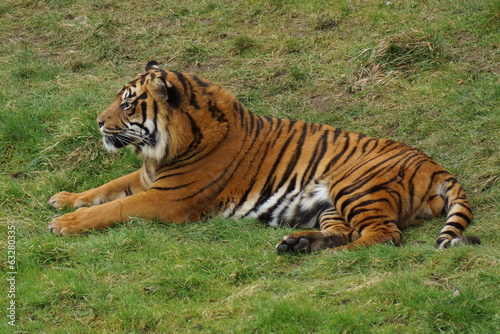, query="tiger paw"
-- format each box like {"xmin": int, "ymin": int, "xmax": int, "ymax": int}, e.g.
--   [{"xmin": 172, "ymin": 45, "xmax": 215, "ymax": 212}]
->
[
  {"xmin": 49, "ymin": 210, "xmax": 89, "ymax": 236},
  {"xmin": 48, "ymin": 191, "xmax": 92, "ymax": 209},
  {"xmin": 276, "ymin": 236, "xmax": 312, "ymax": 253},
  {"xmin": 276, "ymin": 231, "xmax": 349, "ymax": 253},
  {"xmin": 276, "ymin": 231, "xmax": 331, "ymax": 253}
]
